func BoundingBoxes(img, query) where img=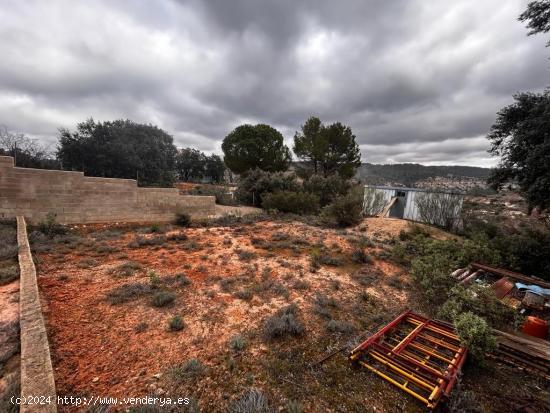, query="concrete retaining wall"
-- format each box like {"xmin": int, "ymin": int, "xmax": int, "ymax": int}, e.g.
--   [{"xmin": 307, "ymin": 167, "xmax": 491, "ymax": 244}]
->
[
  {"xmin": 17, "ymin": 216, "xmax": 57, "ymax": 413},
  {"xmin": 0, "ymin": 156, "xmax": 215, "ymax": 224}
]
